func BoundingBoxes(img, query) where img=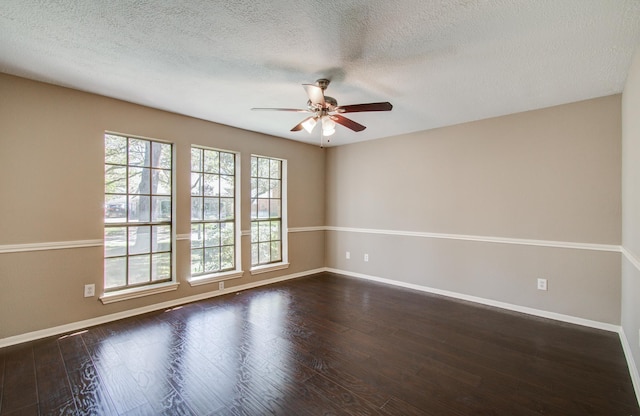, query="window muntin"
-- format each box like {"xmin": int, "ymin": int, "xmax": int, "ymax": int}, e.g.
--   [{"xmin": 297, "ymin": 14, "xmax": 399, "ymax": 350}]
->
[
  {"xmin": 190, "ymin": 147, "xmax": 237, "ymax": 277},
  {"xmin": 250, "ymin": 156, "xmax": 284, "ymax": 266},
  {"xmin": 104, "ymin": 134, "xmax": 173, "ymax": 291}
]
